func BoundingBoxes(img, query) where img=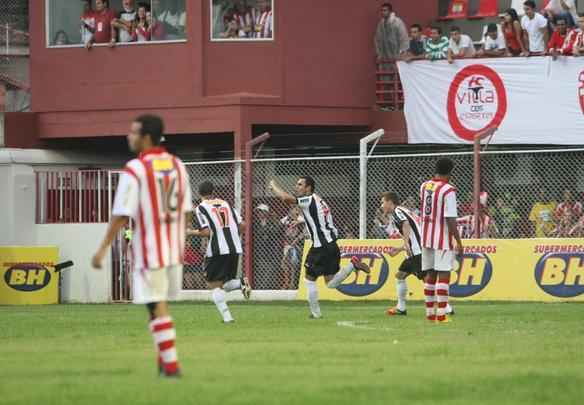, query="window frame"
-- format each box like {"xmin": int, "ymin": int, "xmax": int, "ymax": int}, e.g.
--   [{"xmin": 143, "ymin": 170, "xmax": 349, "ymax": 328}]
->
[
  {"xmin": 209, "ymin": 0, "xmax": 275, "ymax": 43},
  {"xmin": 45, "ymin": 0, "xmax": 189, "ymax": 49}
]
